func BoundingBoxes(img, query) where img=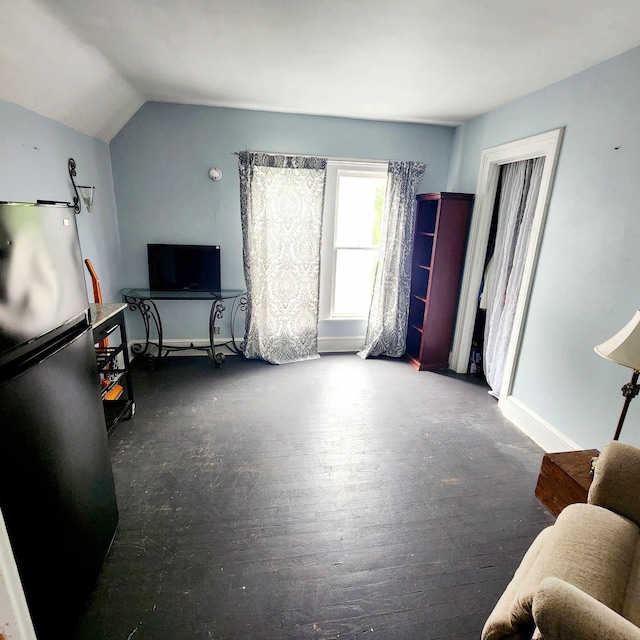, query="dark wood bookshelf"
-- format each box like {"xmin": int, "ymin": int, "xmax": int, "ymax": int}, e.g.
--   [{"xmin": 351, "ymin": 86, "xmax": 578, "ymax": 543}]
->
[{"xmin": 406, "ymin": 192, "xmax": 473, "ymax": 371}]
